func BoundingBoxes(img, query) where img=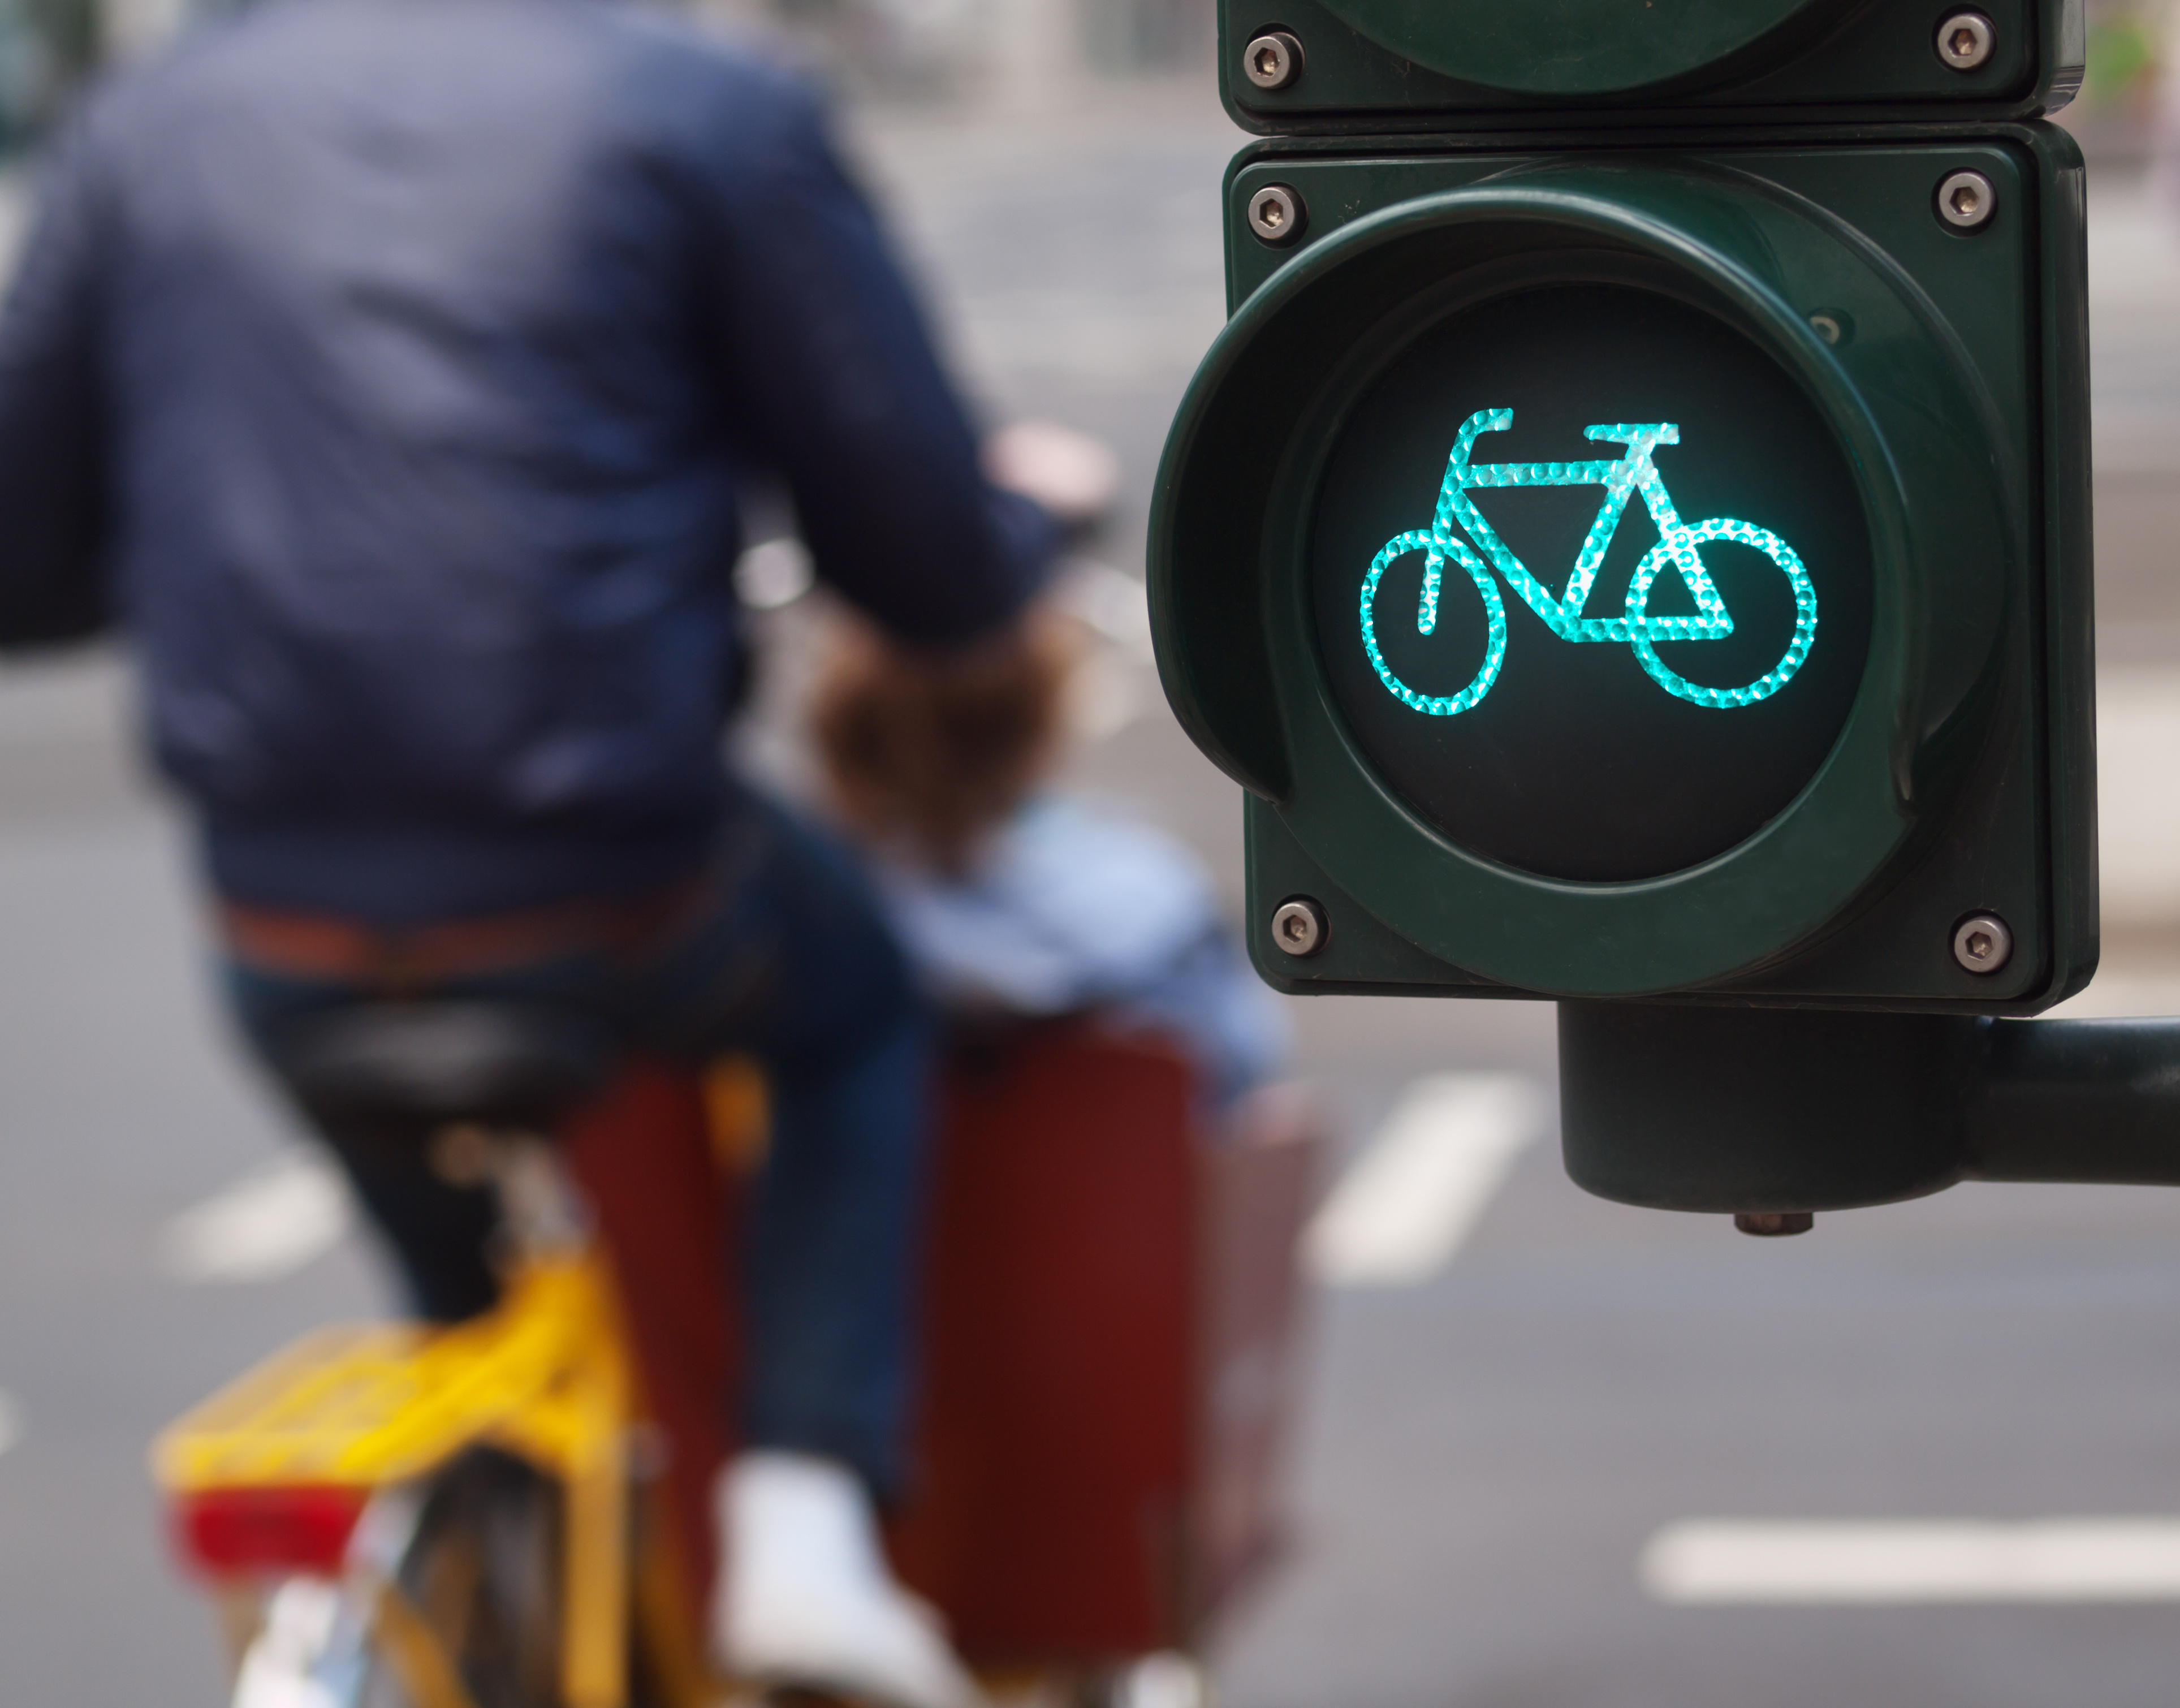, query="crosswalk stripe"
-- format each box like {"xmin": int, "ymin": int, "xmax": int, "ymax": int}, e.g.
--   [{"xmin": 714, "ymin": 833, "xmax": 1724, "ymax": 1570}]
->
[
  {"xmin": 1642, "ymin": 1519, "xmax": 2180, "ymax": 1603},
  {"xmin": 160, "ymin": 1148, "xmax": 353, "ymax": 1285},
  {"xmin": 1306, "ymin": 1073, "xmax": 1547, "ymax": 1287}
]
